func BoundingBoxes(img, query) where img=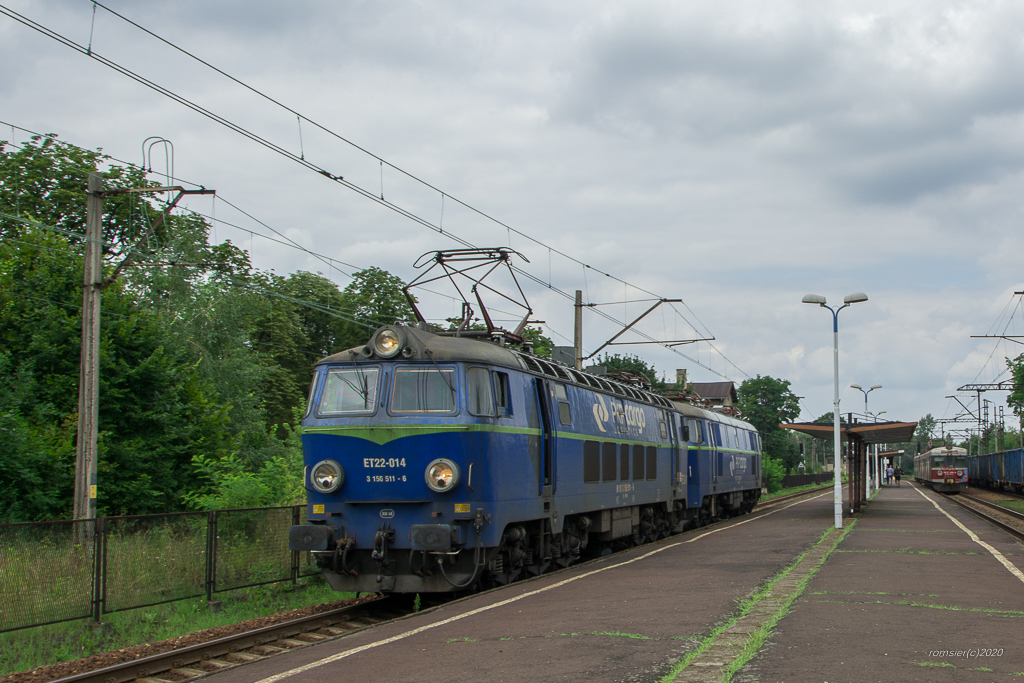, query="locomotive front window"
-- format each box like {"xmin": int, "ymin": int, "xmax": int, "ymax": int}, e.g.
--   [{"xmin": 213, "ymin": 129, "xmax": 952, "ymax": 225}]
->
[
  {"xmin": 467, "ymin": 367, "xmax": 496, "ymax": 416},
  {"xmin": 391, "ymin": 367, "xmax": 457, "ymax": 413},
  {"xmin": 304, "ymin": 369, "xmax": 319, "ymax": 418},
  {"xmin": 318, "ymin": 367, "xmax": 379, "ymax": 415}
]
